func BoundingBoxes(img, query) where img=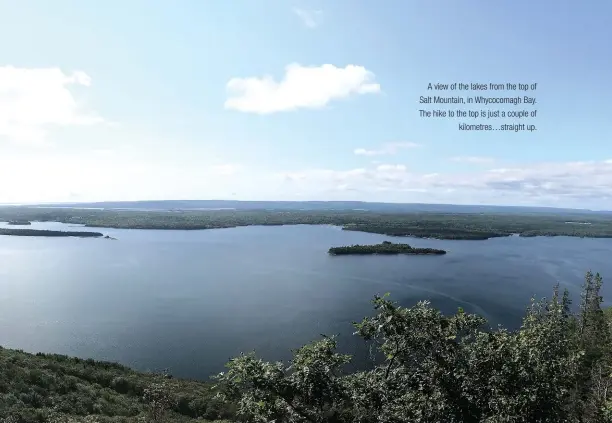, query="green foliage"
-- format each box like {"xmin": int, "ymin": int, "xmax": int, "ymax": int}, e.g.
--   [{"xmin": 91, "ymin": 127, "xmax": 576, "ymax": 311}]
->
[
  {"xmin": 142, "ymin": 378, "xmax": 176, "ymax": 422},
  {"xmin": 2, "ymin": 207, "xmax": 612, "ymax": 239},
  {"xmin": 214, "ymin": 337, "xmax": 351, "ymax": 423},
  {"xmin": 215, "ymin": 271, "xmax": 612, "ymax": 423},
  {"xmin": 0, "ymin": 350, "xmax": 230, "ymax": 422},
  {"xmin": 328, "ymin": 242, "xmax": 446, "ymax": 255}
]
